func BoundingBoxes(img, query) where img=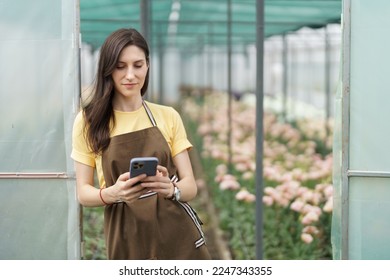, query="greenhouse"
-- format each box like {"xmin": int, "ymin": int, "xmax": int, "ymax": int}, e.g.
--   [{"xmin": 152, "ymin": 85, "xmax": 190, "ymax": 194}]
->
[{"xmin": 1, "ymin": 0, "xmax": 390, "ymax": 262}]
